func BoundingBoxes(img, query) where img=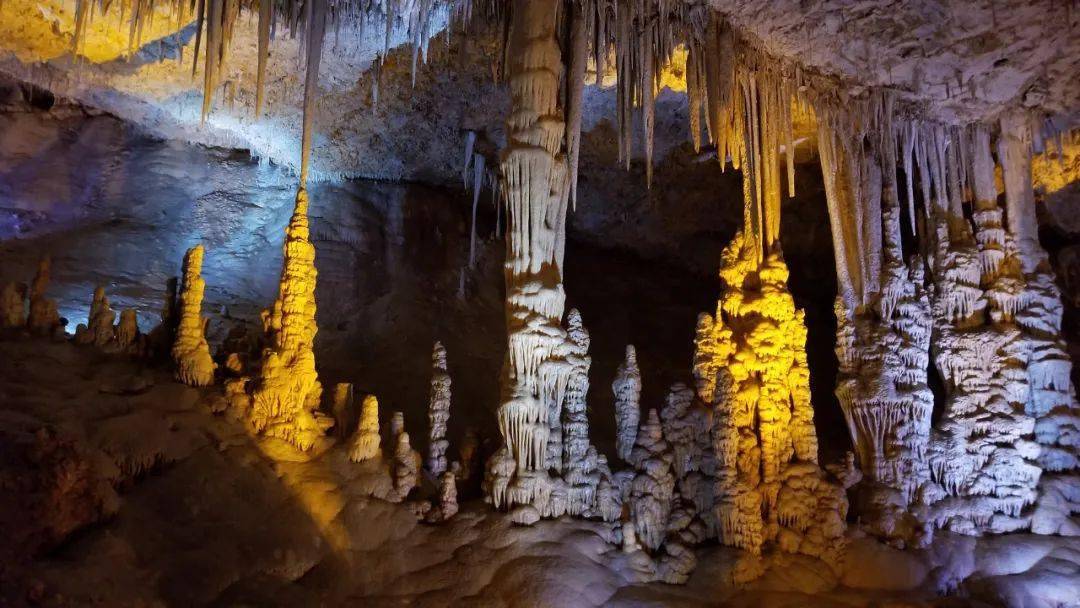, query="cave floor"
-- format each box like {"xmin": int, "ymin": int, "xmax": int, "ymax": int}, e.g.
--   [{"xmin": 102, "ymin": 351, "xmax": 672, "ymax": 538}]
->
[{"xmin": 3, "ymin": 337, "xmax": 1079, "ymax": 607}]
